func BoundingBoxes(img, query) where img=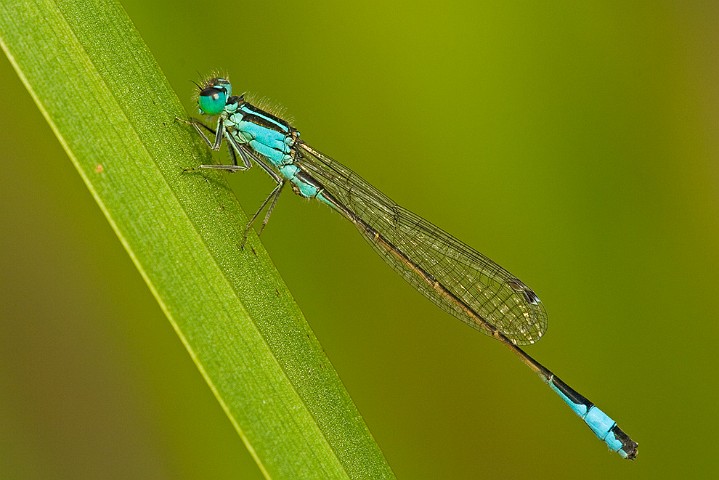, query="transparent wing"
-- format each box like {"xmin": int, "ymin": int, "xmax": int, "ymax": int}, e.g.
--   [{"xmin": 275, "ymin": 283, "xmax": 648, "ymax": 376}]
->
[{"xmin": 296, "ymin": 142, "xmax": 547, "ymax": 345}]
